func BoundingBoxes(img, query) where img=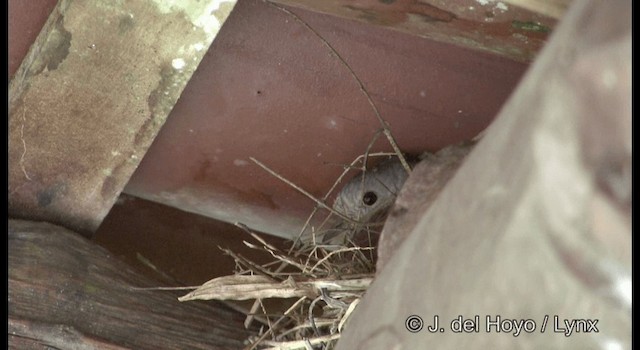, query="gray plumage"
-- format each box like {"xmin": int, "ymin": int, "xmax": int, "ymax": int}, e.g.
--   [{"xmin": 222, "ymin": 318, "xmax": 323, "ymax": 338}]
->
[{"xmin": 333, "ymin": 157, "xmax": 410, "ymax": 224}]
